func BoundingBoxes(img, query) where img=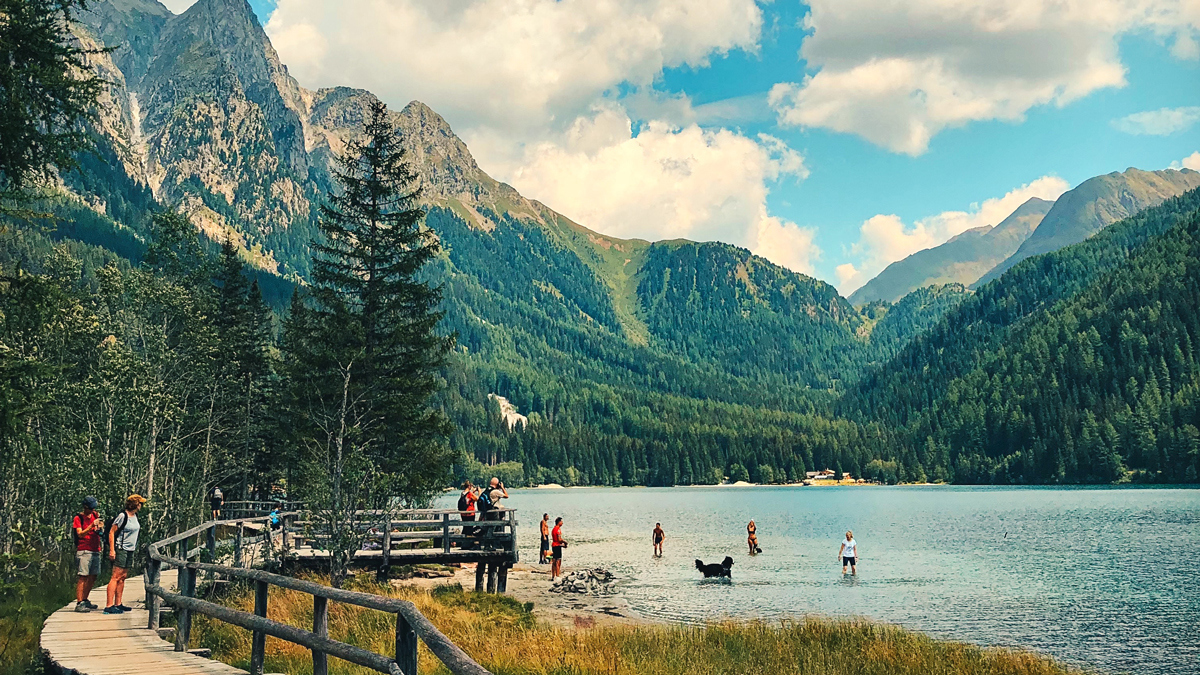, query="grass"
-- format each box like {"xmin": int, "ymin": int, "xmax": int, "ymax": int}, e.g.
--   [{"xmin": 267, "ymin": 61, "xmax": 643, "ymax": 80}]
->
[
  {"xmin": 0, "ymin": 556, "xmax": 76, "ymax": 675},
  {"xmin": 192, "ymin": 576, "xmax": 1080, "ymax": 675}
]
